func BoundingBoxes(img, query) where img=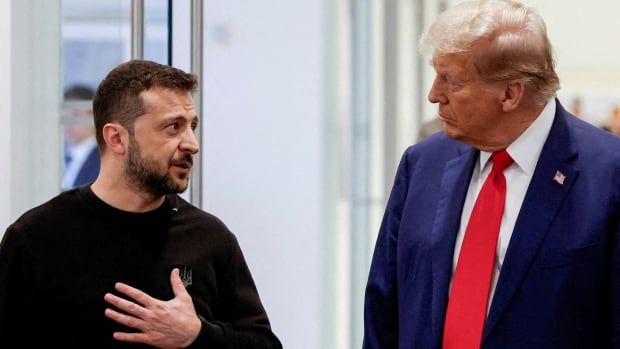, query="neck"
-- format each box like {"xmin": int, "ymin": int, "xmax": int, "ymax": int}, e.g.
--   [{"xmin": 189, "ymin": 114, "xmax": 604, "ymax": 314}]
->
[
  {"xmin": 91, "ymin": 162, "xmax": 165, "ymax": 213},
  {"xmin": 473, "ymin": 103, "xmax": 546, "ymax": 152}
]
